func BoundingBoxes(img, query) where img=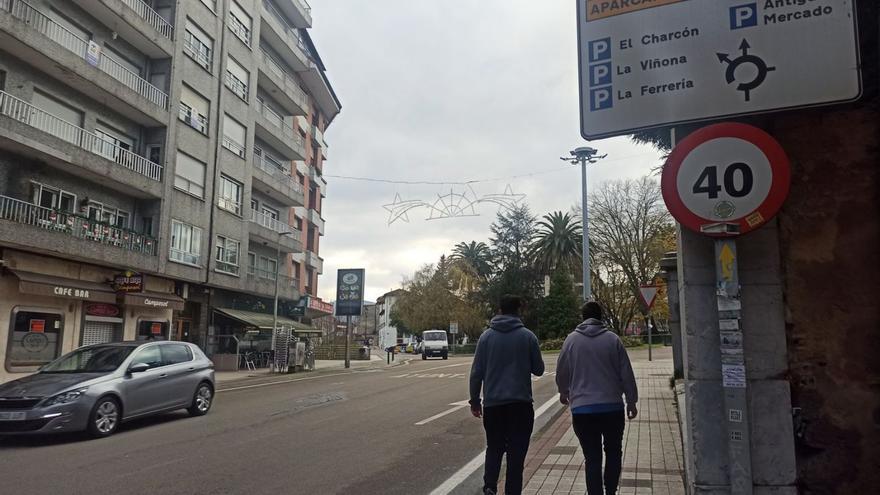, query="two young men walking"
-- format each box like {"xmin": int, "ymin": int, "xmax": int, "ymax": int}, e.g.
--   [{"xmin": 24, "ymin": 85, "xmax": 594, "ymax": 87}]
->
[{"xmin": 469, "ymin": 298, "xmax": 638, "ymax": 495}]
